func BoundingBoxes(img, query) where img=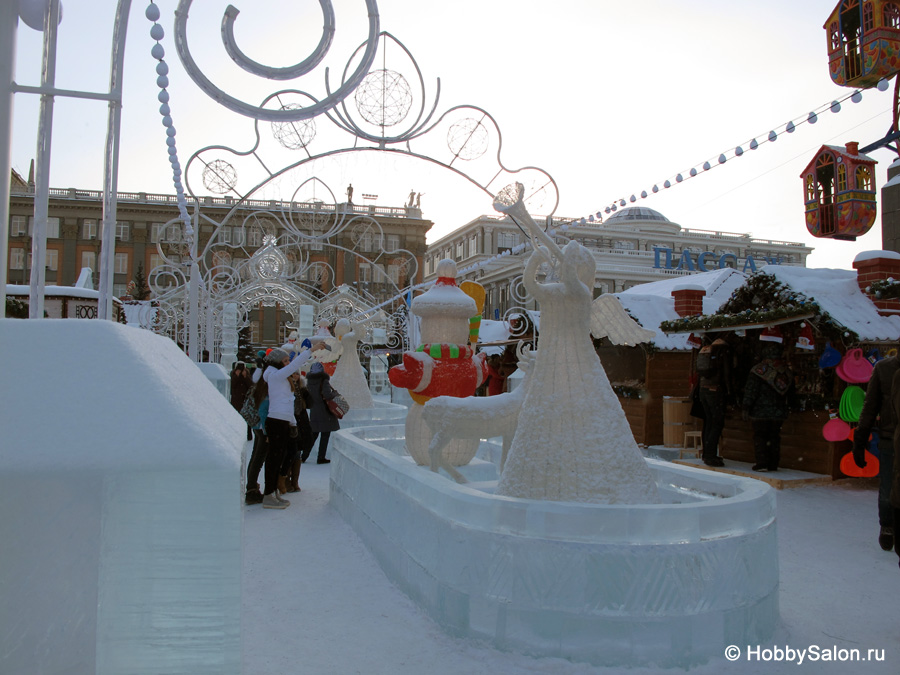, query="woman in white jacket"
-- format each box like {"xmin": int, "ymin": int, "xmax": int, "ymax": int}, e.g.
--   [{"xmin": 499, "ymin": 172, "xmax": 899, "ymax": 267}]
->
[{"xmin": 261, "ymin": 343, "xmax": 323, "ymax": 509}]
